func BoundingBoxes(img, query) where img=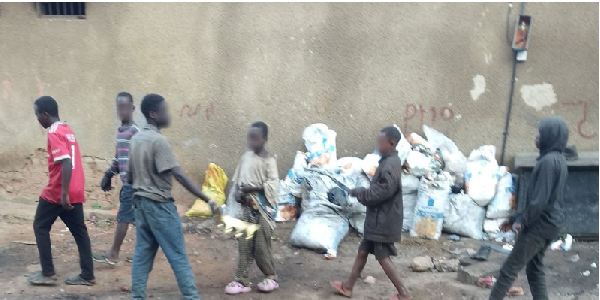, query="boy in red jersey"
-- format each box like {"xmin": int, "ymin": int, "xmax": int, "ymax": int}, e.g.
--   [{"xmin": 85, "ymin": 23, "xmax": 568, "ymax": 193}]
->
[{"xmin": 28, "ymin": 96, "xmax": 95, "ymax": 286}]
